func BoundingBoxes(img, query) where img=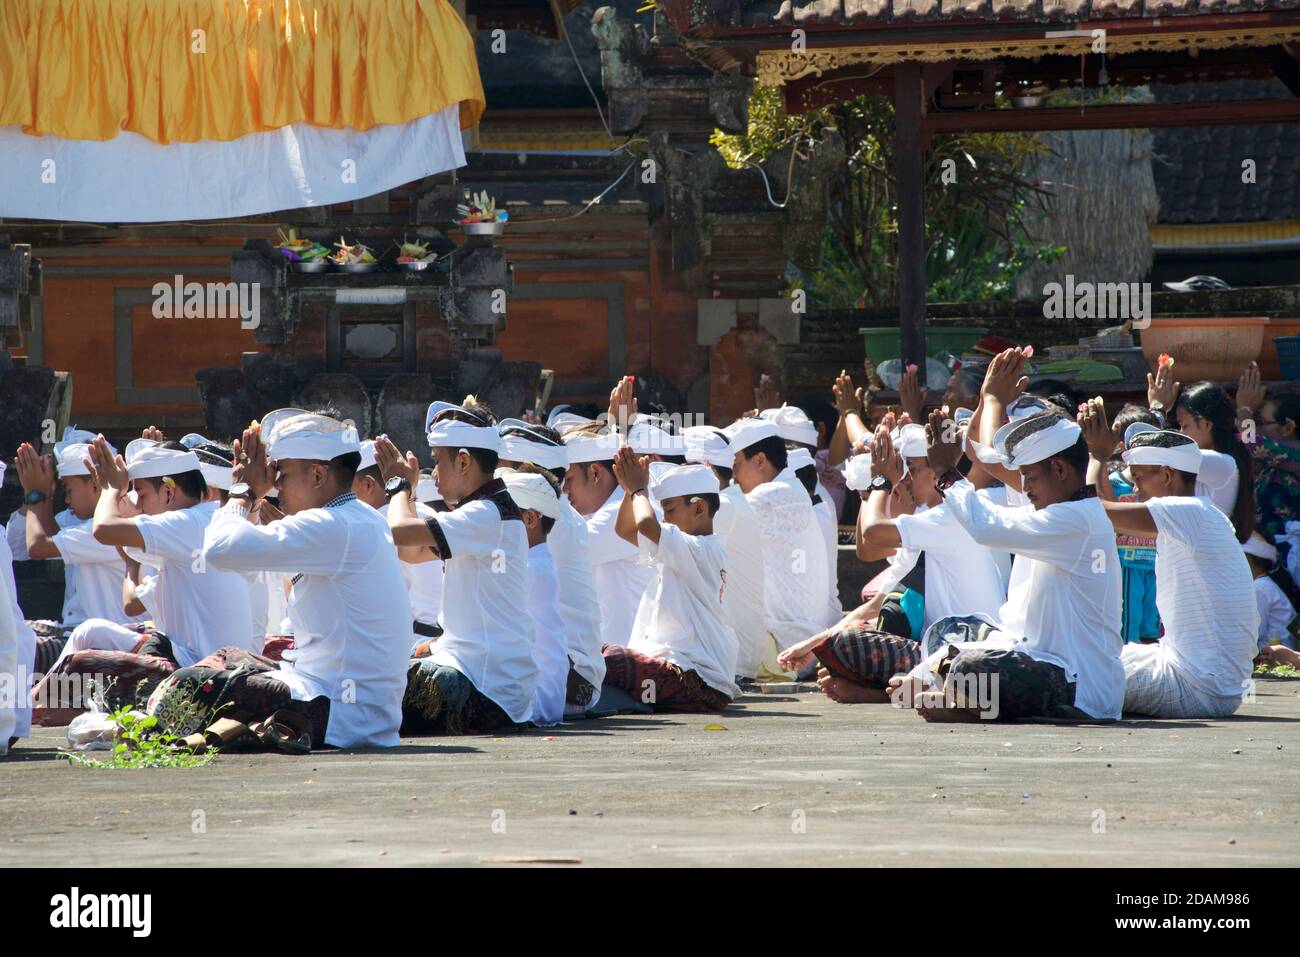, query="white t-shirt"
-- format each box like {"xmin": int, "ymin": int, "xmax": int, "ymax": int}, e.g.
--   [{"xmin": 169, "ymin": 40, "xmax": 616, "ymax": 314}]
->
[
  {"xmin": 896, "ymin": 502, "xmax": 1008, "ymax": 628},
  {"xmin": 1195, "ymin": 449, "xmax": 1239, "ymax": 521},
  {"xmin": 1147, "ymin": 496, "xmax": 1259, "ymax": 698},
  {"xmin": 526, "ymin": 542, "xmax": 568, "ymax": 727},
  {"xmin": 550, "ymin": 499, "xmax": 605, "ymax": 697},
  {"xmin": 746, "ymin": 468, "xmax": 826, "ymax": 650},
  {"xmin": 379, "ymin": 501, "xmax": 444, "ymax": 628},
  {"xmin": 204, "ymin": 496, "xmax": 412, "ymax": 748},
  {"xmin": 1254, "ymin": 575, "xmax": 1297, "ymax": 650},
  {"xmin": 715, "ymin": 484, "xmax": 766, "ymax": 678},
  {"xmin": 131, "ymin": 501, "xmax": 257, "ymax": 668},
  {"xmin": 51, "ymin": 510, "xmax": 145, "ymax": 627},
  {"xmin": 427, "ymin": 482, "xmax": 536, "ymax": 724},
  {"xmin": 0, "ymin": 533, "xmax": 34, "ymax": 744},
  {"xmin": 629, "ymin": 524, "xmax": 738, "ymax": 698},
  {"xmin": 942, "ymin": 484, "xmax": 1125, "ymax": 720},
  {"xmin": 585, "ymin": 486, "xmax": 653, "ymax": 648},
  {"xmin": 6, "ymin": 511, "xmax": 29, "ymax": 561}
]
